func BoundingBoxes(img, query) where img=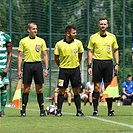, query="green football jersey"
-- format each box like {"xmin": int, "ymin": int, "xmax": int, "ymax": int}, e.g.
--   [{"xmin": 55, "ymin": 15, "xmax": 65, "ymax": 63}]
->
[{"xmin": 0, "ymin": 31, "xmax": 11, "ymax": 86}]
